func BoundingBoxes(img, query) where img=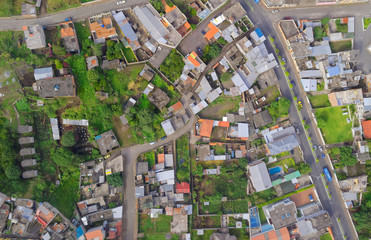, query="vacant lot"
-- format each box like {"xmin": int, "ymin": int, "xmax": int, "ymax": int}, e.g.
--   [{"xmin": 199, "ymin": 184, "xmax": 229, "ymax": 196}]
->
[
  {"xmin": 139, "ymin": 214, "xmax": 172, "ymax": 235},
  {"xmin": 123, "ymin": 47, "xmax": 137, "ymax": 63},
  {"xmin": 47, "ymin": 0, "xmax": 81, "ymax": 13},
  {"xmin": 0, "ymin": 0, "xmax": 22, "ymax": 16},
  {"xmin": 315, "ymin": 106, "xmax": 353, "ymax": 144},
  {"xmin": 329, "ymin": 40, "xmax": 352, "ymax": 53},
  {"xmin": 199, "ymin": 95, "xmax": 240, "ymax": 119},
  {"xmin": 309, "ymin": 94, "xmax": 331, "ymax": 108}
]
